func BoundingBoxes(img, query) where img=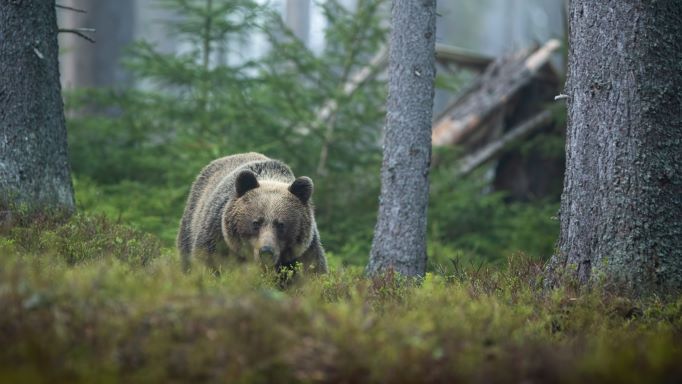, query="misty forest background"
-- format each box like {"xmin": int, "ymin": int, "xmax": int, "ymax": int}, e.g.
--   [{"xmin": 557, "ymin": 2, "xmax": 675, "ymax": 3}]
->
[
  {"xmin": 2, "ymin": 0, "xmax": 682, "ymax": 382},
  {"xmin": 62, "ymin": 0, "xmax": 564, "ymax": 269}
]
